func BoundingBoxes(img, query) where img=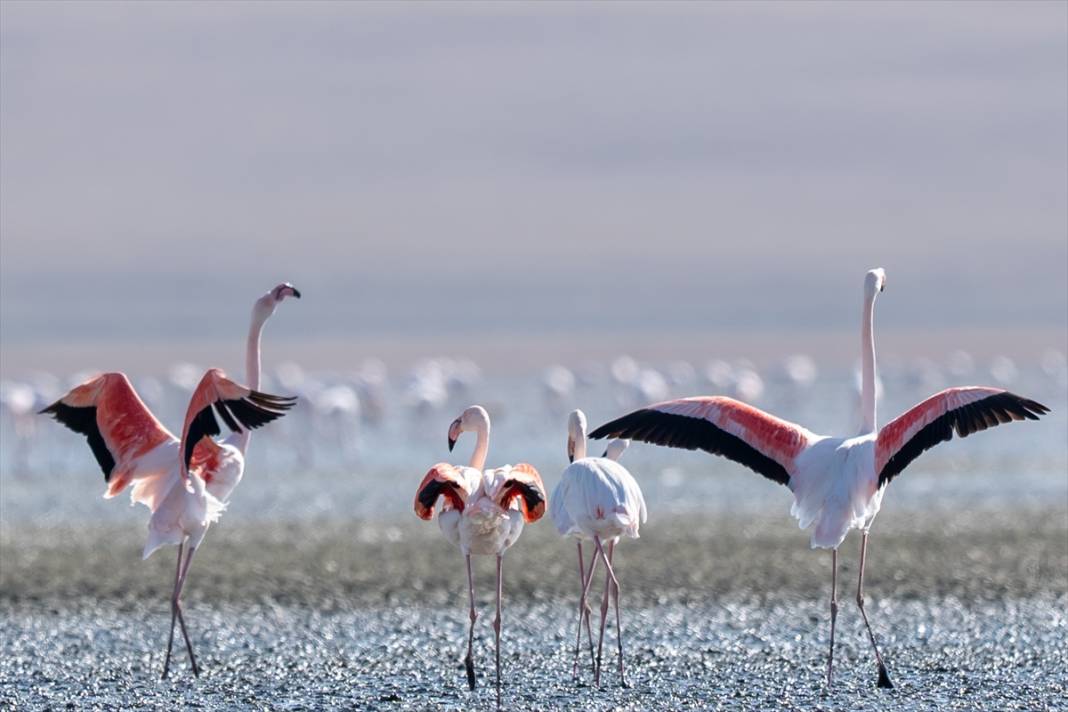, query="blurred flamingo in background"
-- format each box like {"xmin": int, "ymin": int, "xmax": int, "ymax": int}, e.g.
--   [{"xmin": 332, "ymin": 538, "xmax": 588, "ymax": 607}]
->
[
  {"xmin": 40, "ymin": 369, "xmax": 295, "ymax": 676},
  {"xmin": 414, "ymin": 405, "xmax": 547, "ymax": 708},
  {"xmin": 552, "ymin": 409, "xmax": 645, "ymax": 687},
  {"xmin": 591, "ymin": 268, "xmax": 1049, "ymax": 689}
]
